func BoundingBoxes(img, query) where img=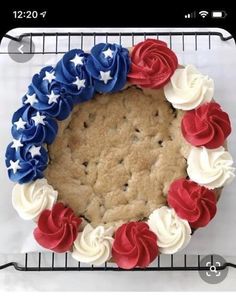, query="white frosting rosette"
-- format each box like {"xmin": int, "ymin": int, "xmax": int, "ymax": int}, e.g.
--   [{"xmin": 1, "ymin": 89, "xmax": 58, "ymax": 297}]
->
[
  {"xmin": 164, "ymin": 65, "xmax": 214, "ymax": 110},
  {"xmin": 187, "ymin": 146, "xmax": 235, "ymax": 189},
  {"xmin": 147, "ymin": 206, "xmax": 191, "ymax": 254},
  {"xmin": 72, "ymin": 224, "xmax": 114, "ymax": 265},
  {"xmin": 12, "ymin": 178, "xmax": 58, "ymax": 221}
]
